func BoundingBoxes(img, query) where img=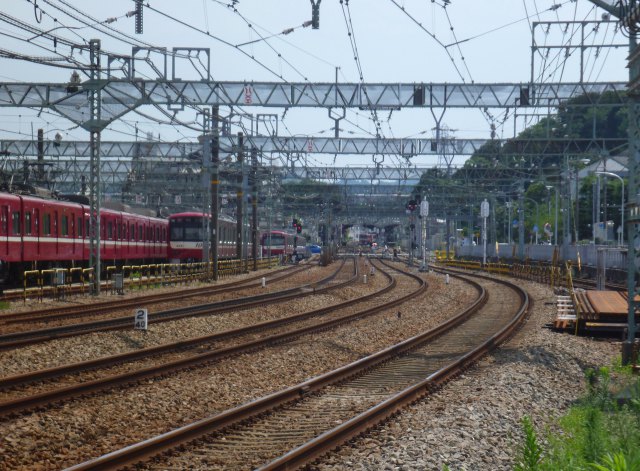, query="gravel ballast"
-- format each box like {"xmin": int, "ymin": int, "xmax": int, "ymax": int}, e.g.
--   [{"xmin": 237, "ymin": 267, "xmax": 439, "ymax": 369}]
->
[
  {"xmin": 0, "ymin": 264, "xmax": 623, "ymax": 470},
  {"xmin": 317, "ymin": 275, "xmax": 620, "ymax": 471}
]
